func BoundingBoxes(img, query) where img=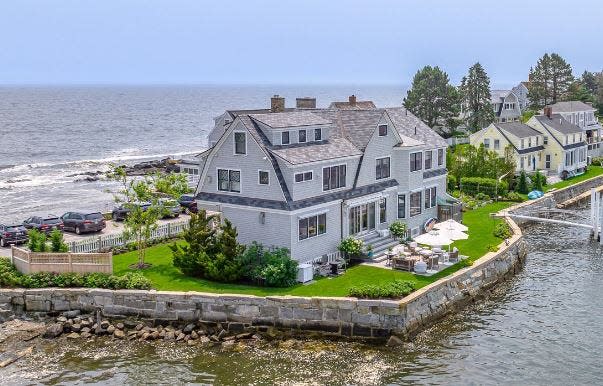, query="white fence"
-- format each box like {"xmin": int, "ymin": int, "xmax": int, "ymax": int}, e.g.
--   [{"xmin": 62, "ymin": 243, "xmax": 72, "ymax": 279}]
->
[{"xmin": 69, "ymin": 220, "xmax": 189, "ymax": 253}]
